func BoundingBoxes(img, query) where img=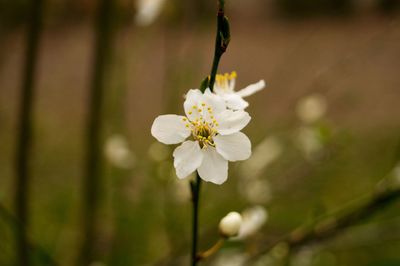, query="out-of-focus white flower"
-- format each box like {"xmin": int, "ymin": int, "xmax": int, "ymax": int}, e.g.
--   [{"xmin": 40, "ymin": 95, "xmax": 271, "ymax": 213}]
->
[
  {"xmin": 219, "ymin": 212, "xmax": 243, "ymax": 238},
  {"xmin": 135, "ymin": 0, "xmax": 167, "ymax": 26},
  {"xmin": 296, "ymin": 126, "xmax": 322, "ymax": 159},
  {"xmin": 296, "ymin": 94, "xmax": 327, "ymax": 124},
  {"xmin": 151, "ymin": 89, "xmax": 252, "ymax": 185},
  {"xmin": 104, "ymin": 134, "xmax": 135, "ymax": 169},
  {"xmin": 148, "ymin": 141, "xmax": 170, "ymax": 162},
  {"xmin": 213, "ymin": 71, "xmax": 266, "ymax": 110},
  {"xmin": 235, "ymin": 205, "xmax": 268, "ymax": 240},
  {"xmin": 212, "ymin": 249, "xmax": 247, "ymax": 266},
  {"xmin": 239, "ymin": 178, "xmax": 272, "ymax": 204},
  {"xmin": 240, "ymin": 137, "xmax": 282, "ymax": 180}
]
